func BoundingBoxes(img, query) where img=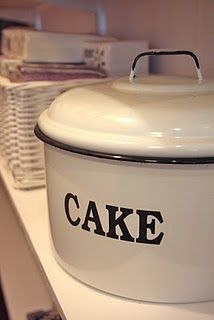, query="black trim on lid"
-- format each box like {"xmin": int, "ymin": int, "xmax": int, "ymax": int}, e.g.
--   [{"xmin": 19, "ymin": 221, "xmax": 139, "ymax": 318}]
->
[{"xmin": 34, "ymin": 124, "xmax": 214, "ymax": 165}]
